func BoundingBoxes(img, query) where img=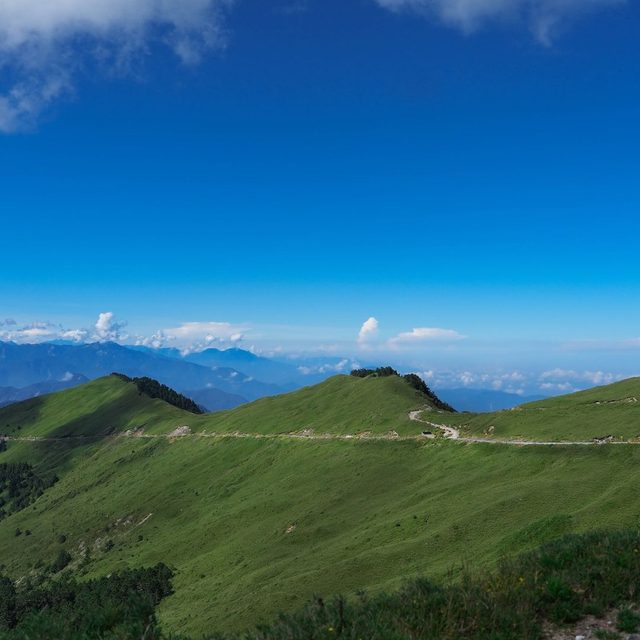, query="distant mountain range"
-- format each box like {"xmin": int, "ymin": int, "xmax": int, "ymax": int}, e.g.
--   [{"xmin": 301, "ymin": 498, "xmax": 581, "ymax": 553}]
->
[
  {"xmin": 131, "ymin": 345, "xmax": 303, "ymax": 388},
  {"xmin": 0, "ymin": 341, "xmax": 282, "ymax": 408},
  {"xmin": 0, "ymin": 374, "xmax": 89, "ymax": 408},
  {"xmin": 185, "ymin": 387, "xmax": 248, "ymax": 412},
  {"xmin": 435, "ymin": 388, "xmax": 546, "ymax": 412},
  {"xmin": 0, "ymin": 341, "xmax": 548, "ymax": 414}
]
